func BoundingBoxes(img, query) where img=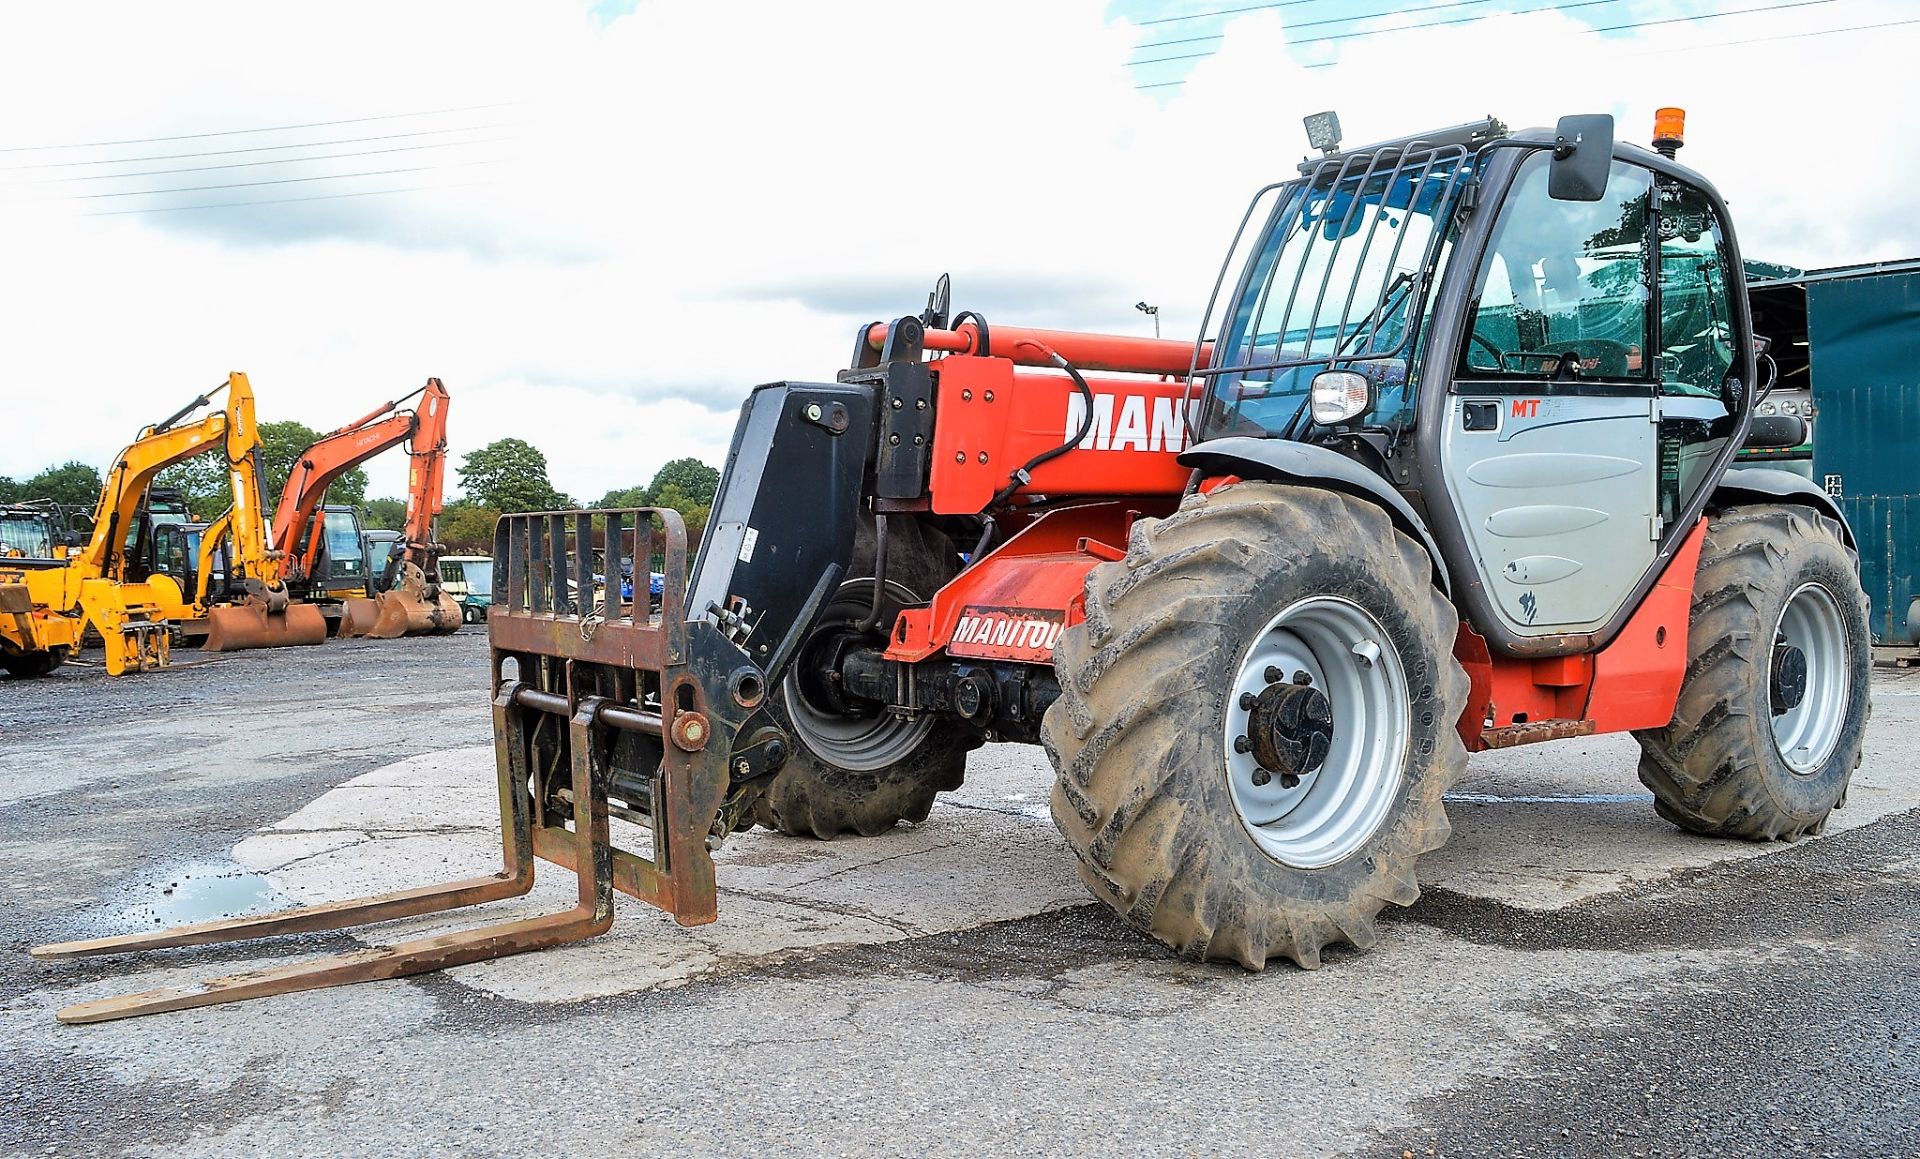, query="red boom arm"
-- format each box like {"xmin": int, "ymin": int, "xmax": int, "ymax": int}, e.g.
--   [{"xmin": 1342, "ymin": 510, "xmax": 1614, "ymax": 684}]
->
[{"xmin": 273, "ymin": 378, "xmax": 452, "ymax": 584}]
